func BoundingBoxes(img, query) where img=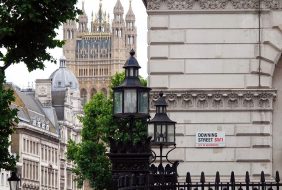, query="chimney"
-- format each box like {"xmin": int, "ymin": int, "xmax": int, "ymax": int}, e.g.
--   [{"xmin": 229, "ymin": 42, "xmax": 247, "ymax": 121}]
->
[{"xmin": 35, "ymin": 79, "xmax": 52, "ymax": 107}]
